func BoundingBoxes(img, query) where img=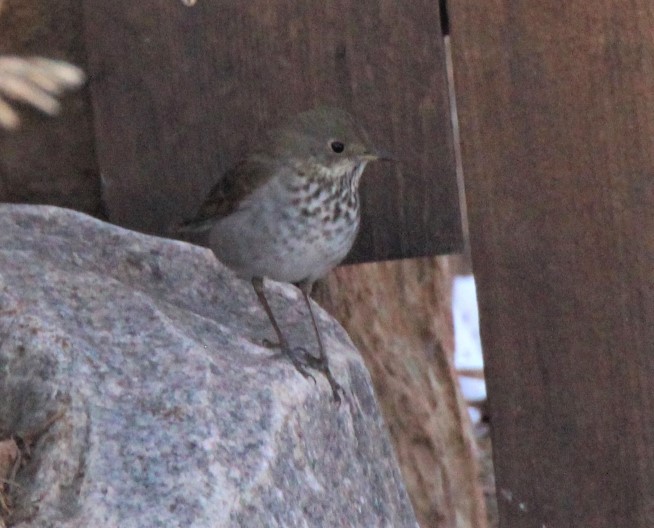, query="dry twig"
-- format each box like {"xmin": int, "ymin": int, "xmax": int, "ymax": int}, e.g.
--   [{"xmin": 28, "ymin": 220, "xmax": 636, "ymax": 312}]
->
[{"xmin": 0, "ymin": 56, "xmax": 85, "ymax": 129}]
